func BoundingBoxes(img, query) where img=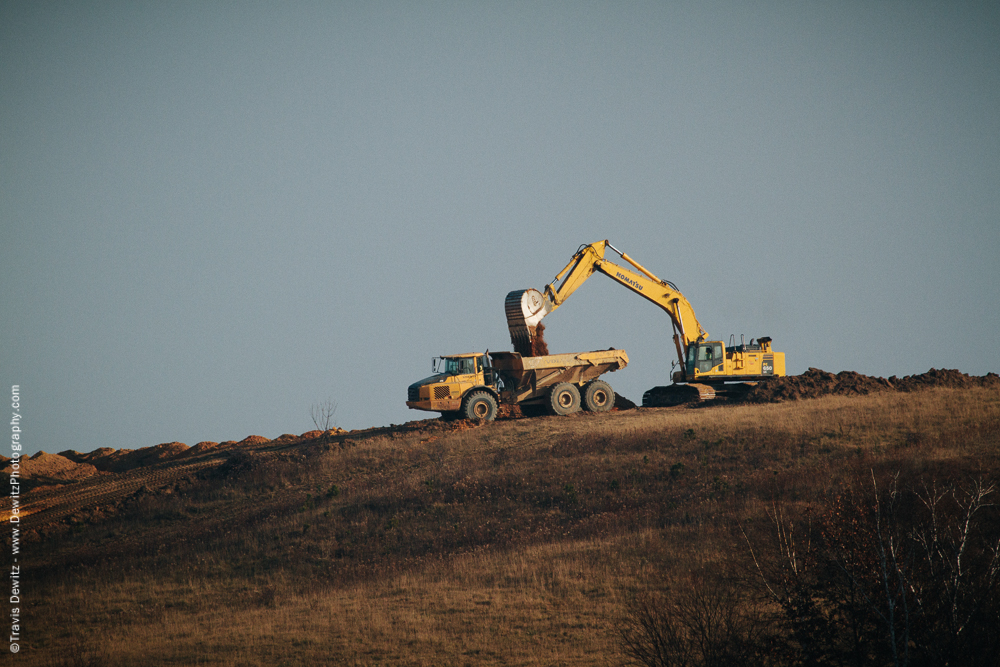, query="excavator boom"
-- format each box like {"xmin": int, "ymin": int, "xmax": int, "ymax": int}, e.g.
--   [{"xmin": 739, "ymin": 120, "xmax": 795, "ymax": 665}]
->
[
  {"xmin": 505, "ymin": 240, "xmax": 785, "ymax": 395},
  {"xmin": 506, "ymin": 240, "xmax": 706, "ymax": 370}
]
